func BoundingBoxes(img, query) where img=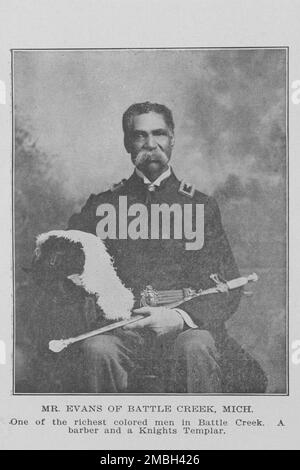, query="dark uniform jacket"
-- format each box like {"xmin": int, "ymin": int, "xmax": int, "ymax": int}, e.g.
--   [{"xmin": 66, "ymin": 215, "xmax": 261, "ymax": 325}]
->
[
  {"xmin": 25, "ymin": 169, "xmax": 267, "ymax": 394},
  {"xmin": 68, "ymin": 169, "xmax": 241, "ymax": 337}
]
